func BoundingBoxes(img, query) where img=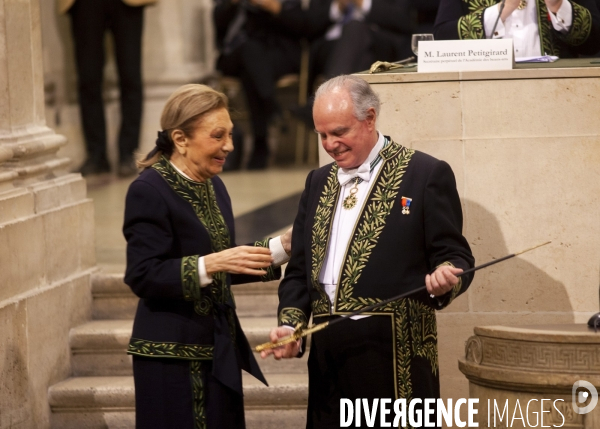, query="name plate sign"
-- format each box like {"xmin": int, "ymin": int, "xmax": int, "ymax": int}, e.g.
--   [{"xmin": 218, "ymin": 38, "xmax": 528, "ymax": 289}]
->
[{"xmin": 418, "ymin": 39, "xmax": 513, "ymax": 72}]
